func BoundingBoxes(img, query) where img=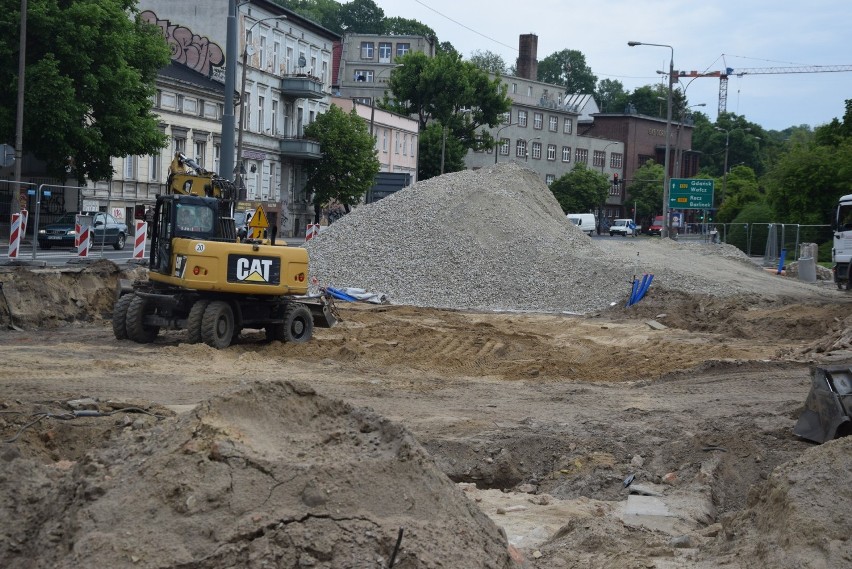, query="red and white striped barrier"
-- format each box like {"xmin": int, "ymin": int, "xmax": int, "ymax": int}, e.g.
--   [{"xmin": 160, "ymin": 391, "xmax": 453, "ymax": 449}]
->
[
  {"xmin": 77, "ymin": 226, "xmax": 91, "ymax": 258},
  {"xmin": 305, "ymin": 223, "xmax": 320, "ymax": 241},
  {"xmin": 134, "ymin": 220, "xmax": 147, "ymax": 259},
  {"xmin": 8, "ymin": 213, "xmax": 21, "ymax": 258},
  {"xmin": 20, "ymin": 209, "xmax": 28, "ymax": 236},
  {"xmin": 74, "ymin": 221, "xmax": 82, "ymax": 249}
]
